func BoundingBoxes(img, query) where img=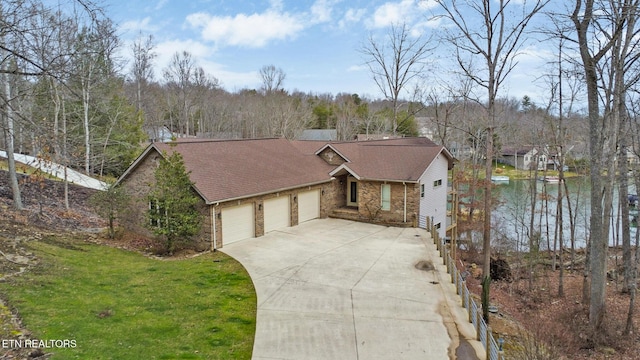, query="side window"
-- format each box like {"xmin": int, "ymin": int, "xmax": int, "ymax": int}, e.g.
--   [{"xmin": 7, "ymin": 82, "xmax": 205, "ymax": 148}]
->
[
  {"xmin": 433, "ymin": 179, "xmax": 442, "ymax": 188},
  {"xmin": 381, "ymin": 184, "xmax": 391, "ymax": 211},
  {"xmin": 149, "ymin": 199, "xmax": 165, "ymax": 227},
  {"xmin": 149, "ymin": 200, "xmax": 158, "ymax": 227},
  {"xmin": 420, "ymin": 184, "xmax": 425, "ymax": 198}
]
